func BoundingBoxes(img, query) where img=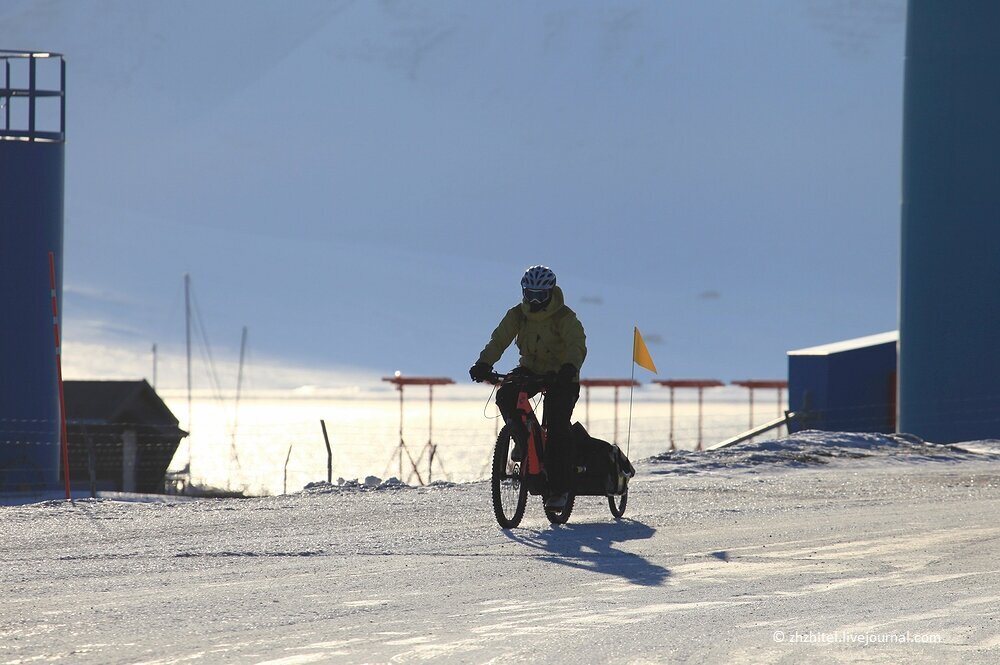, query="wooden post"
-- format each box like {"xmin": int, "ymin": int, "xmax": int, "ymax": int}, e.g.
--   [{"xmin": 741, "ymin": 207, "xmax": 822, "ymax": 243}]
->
[
  {"xmin": 320, "ymin": 419, "xmax": 332, "ymax": 484},
  {"xmin": 122, "ymin": 429, "xmax": 137, "ymax": 493},
  {"xmin": 283, "ymin": 444, "xmax": 293, "ymax": 495}
]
